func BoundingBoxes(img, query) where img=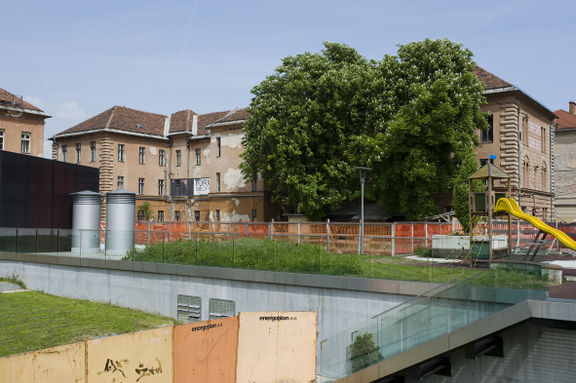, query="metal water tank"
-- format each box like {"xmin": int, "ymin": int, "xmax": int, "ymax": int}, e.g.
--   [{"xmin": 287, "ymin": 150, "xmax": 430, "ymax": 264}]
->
[
  {"xmin": 105, "ymin": 189, "xmax": 135, "ymax": 257},
  {"xmin": 71, "ymin": 191, "xmax": 101, "ymax": 254}
]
